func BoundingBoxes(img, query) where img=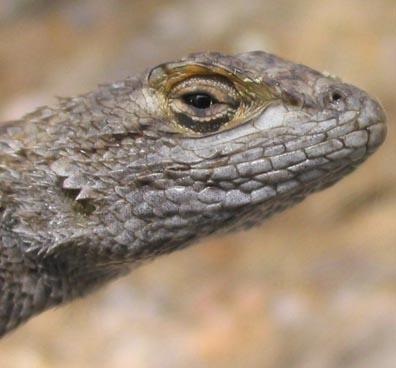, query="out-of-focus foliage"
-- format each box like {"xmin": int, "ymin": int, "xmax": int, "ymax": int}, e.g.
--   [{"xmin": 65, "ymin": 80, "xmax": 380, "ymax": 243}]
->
[{"xmin": 0, "ymin": 1, "xmax": 395, "ymax": 367}]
